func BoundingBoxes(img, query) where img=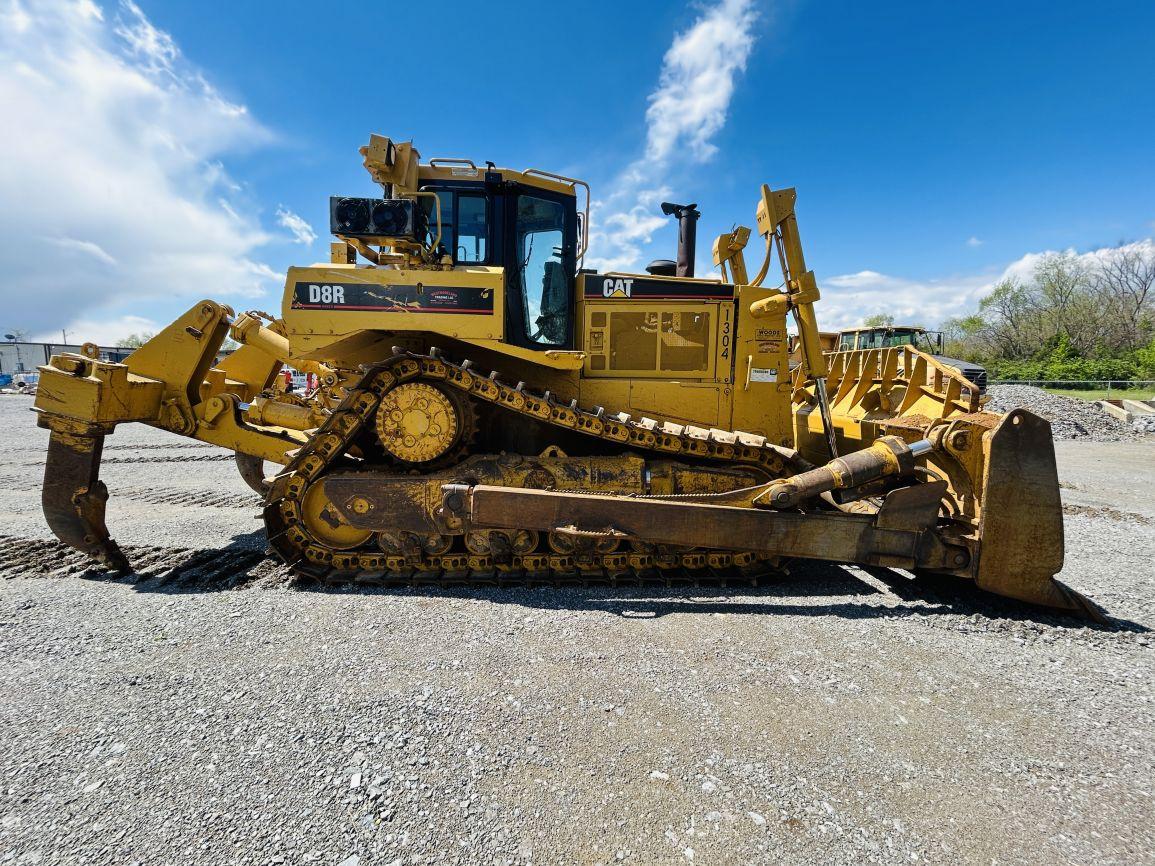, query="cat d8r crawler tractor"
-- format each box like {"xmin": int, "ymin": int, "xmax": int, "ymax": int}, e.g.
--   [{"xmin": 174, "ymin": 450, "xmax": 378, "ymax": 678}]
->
[{"xmin": 33, "ymin": 134, "xmax": 1102, "ymax": 620}]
